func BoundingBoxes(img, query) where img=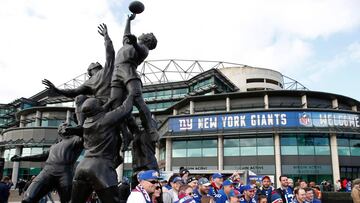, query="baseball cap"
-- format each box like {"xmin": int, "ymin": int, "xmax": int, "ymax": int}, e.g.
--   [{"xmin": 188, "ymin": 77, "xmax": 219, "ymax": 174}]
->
[
  {"xmin": 212, "ymin": 173, "xmax": 224, "ymax": 179},
  {"xmin": 187, "ymin": 176, "xmax": 197, "ymax": 183},
  {"xmin": 271, "ymin": 192, "xmax": 282, "ymax": 203},
  {"xmin": 229, "ymin": 189, "xmax": 241, "ymax": 197},
  {"xmin": 173, "ymin": 177, "xmax": 185, "ymax": 184},
  {"xmin": 262, "ymin": 176, "xmax": 271, "ymax": 181},
  {"xmin": 138, "ymin": 170, "xmax": 160, "ymax": 181},
  {"xmin": 243, "ymin": 184, "xmax": 255, "ymax": 191},
  {"xmin": 223, "ymin": 180, "xmax": 233, "ymax": 187},
  {"xmin": 198, "ymin": 177, "xmax": 211, "ymax": 186},
  {"xmin": 180, "ymin": 168, "xmax": 190, "ymax": 176}
]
